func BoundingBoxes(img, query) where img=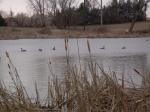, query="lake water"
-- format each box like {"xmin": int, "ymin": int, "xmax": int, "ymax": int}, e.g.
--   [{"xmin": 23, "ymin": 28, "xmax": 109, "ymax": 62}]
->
[{"xmin": 0, "ymin": 38, "xmax": 150, "ymax": 98}]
